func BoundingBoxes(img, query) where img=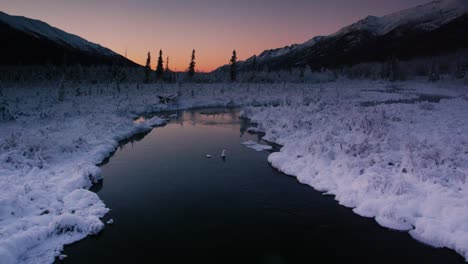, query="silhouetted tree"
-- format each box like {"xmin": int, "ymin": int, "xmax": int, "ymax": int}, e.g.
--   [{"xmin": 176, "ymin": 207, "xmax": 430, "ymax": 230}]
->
[
  {"xmin": 156, "ymin": 49, "xmax": 164, "ymax": 80},
  {"xmin": 251, "ymin": 55, "xmax": 257, "ymax": 81},
  {"xmin": 165, "ymin": 56, "xmax": 170, "ymax": 72},
  {"xmin": 429, "ymin": 60, "xmax": 440, "ymax": 82},
  {"xmin": 58, "ymin": 82, "xmax": 65, "ymax": 102},
  {"xmin": 165, "ymin": 57, "xmax": 173, "ymax": 82},
  {"xmin": 252, "ymin": 55, "xmax": 257, "ymax": 72},
  {"xmin": 230, "ymin": 50, "xmax": 237, "ymax": 82},
  {"xmin": 303, "ymin": 65, "xmax": 313, "ymax": 82},
  {"xmin": 144, "ymin": 52, "xmax": 151, "ymax": 83},
  {"xmin": 455, "ymin": 60, "xmax": 465, "ymax": 79},
  {"xmin": 188, "ymin": 49, "xmax": 196, "ymax": 78},
  {"xmin": 382, "ymin": 56, "xmax": 400, "ymax": 82}
]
